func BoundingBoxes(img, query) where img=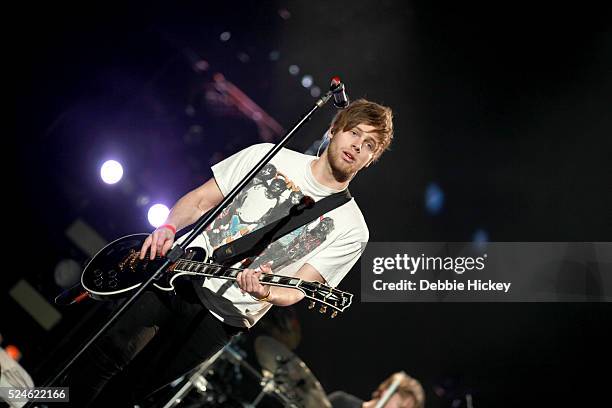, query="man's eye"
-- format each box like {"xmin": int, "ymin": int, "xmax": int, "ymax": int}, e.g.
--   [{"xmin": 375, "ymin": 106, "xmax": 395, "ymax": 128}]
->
[{"xmin": 351, "ymin": 130, "xmax": 357, "ymax": 135}]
